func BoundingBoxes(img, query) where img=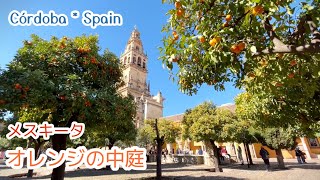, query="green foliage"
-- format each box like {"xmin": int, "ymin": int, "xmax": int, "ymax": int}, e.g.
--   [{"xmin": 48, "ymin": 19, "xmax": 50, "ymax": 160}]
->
[
  {"xmin": 0, "ymin": 35, "xmax": 123, "ymax": 127},
  {"xmin": 235, "ymin": 92, "xmax": 303, "ymax": 150},
  {"xmin": 0, "ymin": 137, "xmax": 10, "ymax": 150},
  {"xmin": 137, "ymin": 123, "xmax": 156, "ymax": 147},
  {"xmin": 0, "ymin": 137, "xmax": 26, "ymax": 150},
  {"xmin": 158, "ymin": 119, "xmax": 181, "ymax": 143},
  {"xmin": 78, "ymin": 95, "xmax": 137, "ymax": 148},
  {"xmin": 260, "ymin": 127, "xmax": 297, "ymax": 150},
  {"xmin": 160, "ymin": 1, "xmax": 320, "ymax": 128},
  {"xmin": 235, "ymin": 92, "xmax": 318, "ymax": 136},
  {"xmin": 160, "ymin": 0, "xmax": 320, "ymax": 93},
  {"xmin": 0, "ymin": 117, "xmax": 27, "ymax": 150},
  {"xmin": 137, "ymin": 119, "xmax": 181, "ymax": 146},
  {"xmin": 182, "ymin": 101, "xmax": 236, "ymax": 143}
]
